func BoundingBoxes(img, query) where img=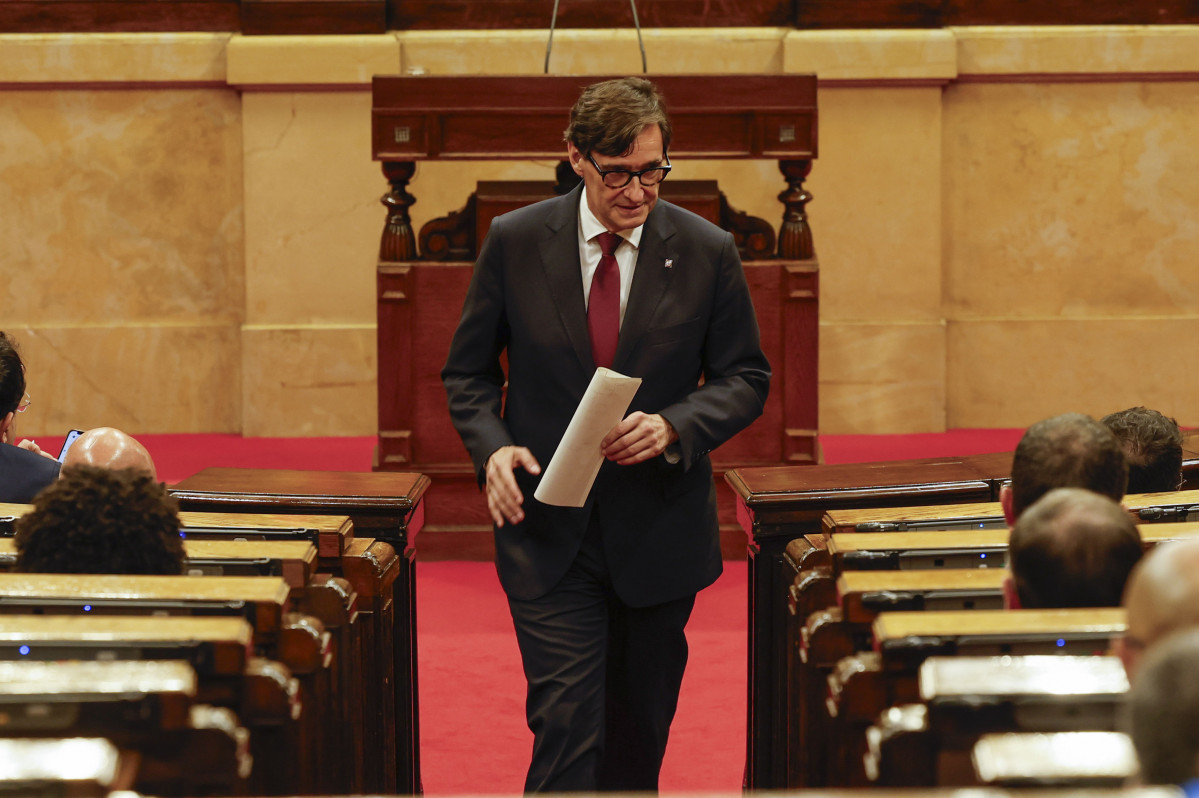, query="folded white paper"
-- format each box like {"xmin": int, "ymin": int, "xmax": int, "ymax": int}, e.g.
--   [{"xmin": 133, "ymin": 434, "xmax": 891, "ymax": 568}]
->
[{"xmin": 534, "ymin": 368, "xmax": 643, "ymax": 507}]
